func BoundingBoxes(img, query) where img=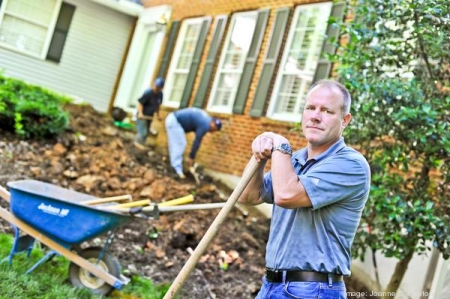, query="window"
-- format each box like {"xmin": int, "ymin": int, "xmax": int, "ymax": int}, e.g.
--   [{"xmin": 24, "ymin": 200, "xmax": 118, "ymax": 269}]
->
[
  {"xmin": 163, "ymin": 17, "xmax": 209, "ymax": 108},
  {"xmin": 207, "ymin": 10, "xmax": 259, "ymax": 114},
  {"xmin": 0, "ymin": 0, "xmax": 74, "ymax": 61},
  {"xmin": 266, "ymin": 3, "xmax": 332, "ymax": 122}
]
